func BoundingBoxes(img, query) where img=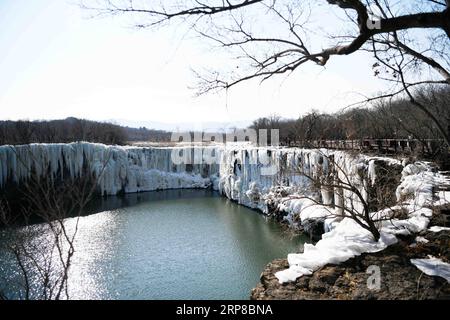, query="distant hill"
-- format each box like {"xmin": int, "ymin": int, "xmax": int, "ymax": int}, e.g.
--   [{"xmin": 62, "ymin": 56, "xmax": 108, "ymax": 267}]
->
[
  {"xmin": 122, "ymin": 125, "xmax": 172, "ymax": 142},
  {"xmin": 0, "ymin": 118, "xmax": 172, "ymax": 146},
  {"xmin": 113, "ymin": 119, "xmax": 251, "ymax": 133}
]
